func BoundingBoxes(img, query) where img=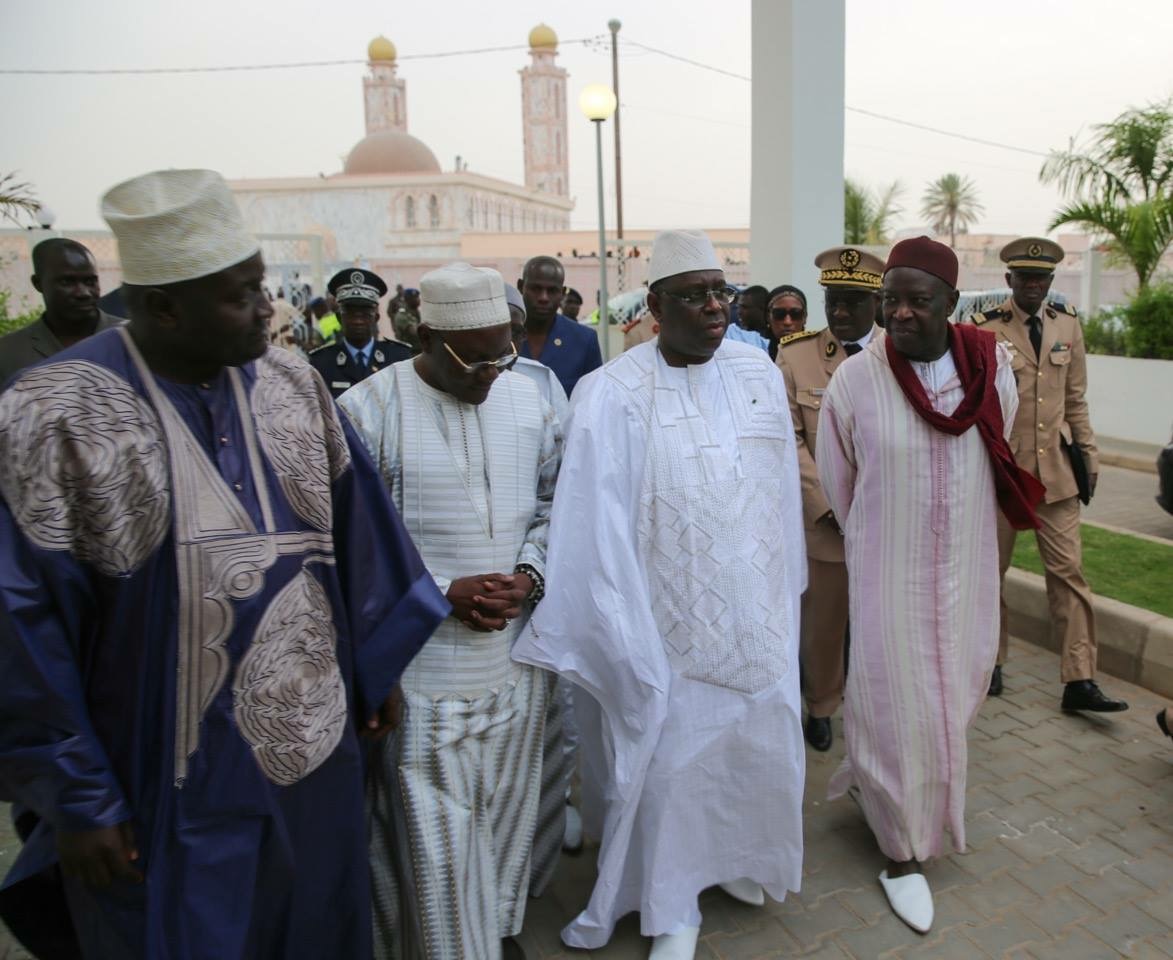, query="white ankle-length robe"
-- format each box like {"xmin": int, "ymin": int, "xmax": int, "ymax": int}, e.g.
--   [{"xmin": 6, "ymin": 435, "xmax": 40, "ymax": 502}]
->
[
  {"xmin": 341, "ymin": 362, "xmax": 562, "ymax": 960},
  {"xmin": 513, "ymin": 339, "xmax": 806, "ymax": 945},
  {"xmin": 815, "ymin": 333, "xmax": 1017, "ymax": 862}
]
